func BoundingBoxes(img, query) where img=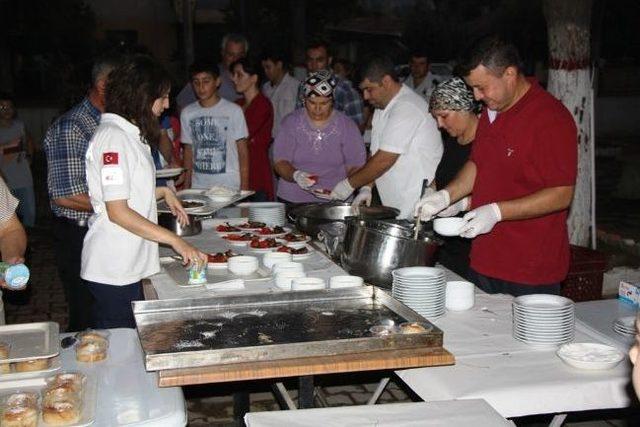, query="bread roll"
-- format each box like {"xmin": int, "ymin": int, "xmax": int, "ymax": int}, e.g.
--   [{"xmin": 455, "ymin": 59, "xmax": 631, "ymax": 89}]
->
[
  {"xmin": 42, "ymin": 401, "xmax": 80, "ymax": 426},
  {"xmin": 14, "ymin": 358, "xmax": 50, "ymax": 372},
  {"xmin": 1, "ymin": 405, "xmax": 38, "ymax": 427}
]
